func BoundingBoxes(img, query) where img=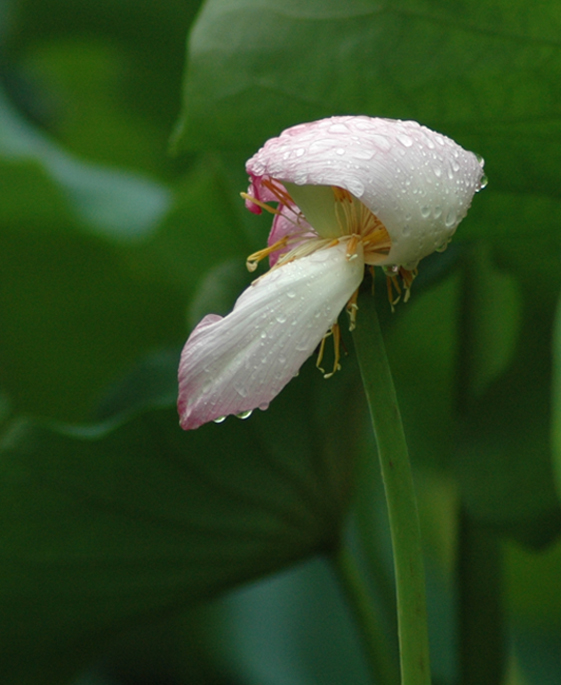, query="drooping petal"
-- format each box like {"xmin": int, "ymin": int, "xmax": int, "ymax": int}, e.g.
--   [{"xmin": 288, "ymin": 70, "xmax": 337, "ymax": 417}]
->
[
  {"xmin": 178, "ymin": 242, "xmax": 364, "ymax": 430},
  {"xmin": 246, "ymin": 116, "xmax": 485, "ymax": 269}
]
